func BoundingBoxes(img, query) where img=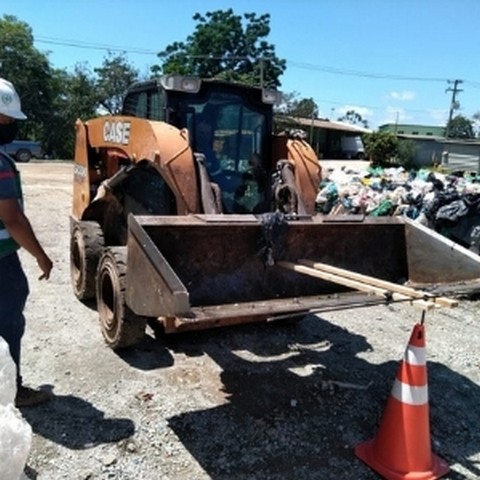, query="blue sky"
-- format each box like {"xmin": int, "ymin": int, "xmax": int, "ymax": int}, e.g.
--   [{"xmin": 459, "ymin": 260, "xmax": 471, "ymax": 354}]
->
[{"xmin": 3, "ymin": 0, "xmax": 480, "ymax": 129}]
